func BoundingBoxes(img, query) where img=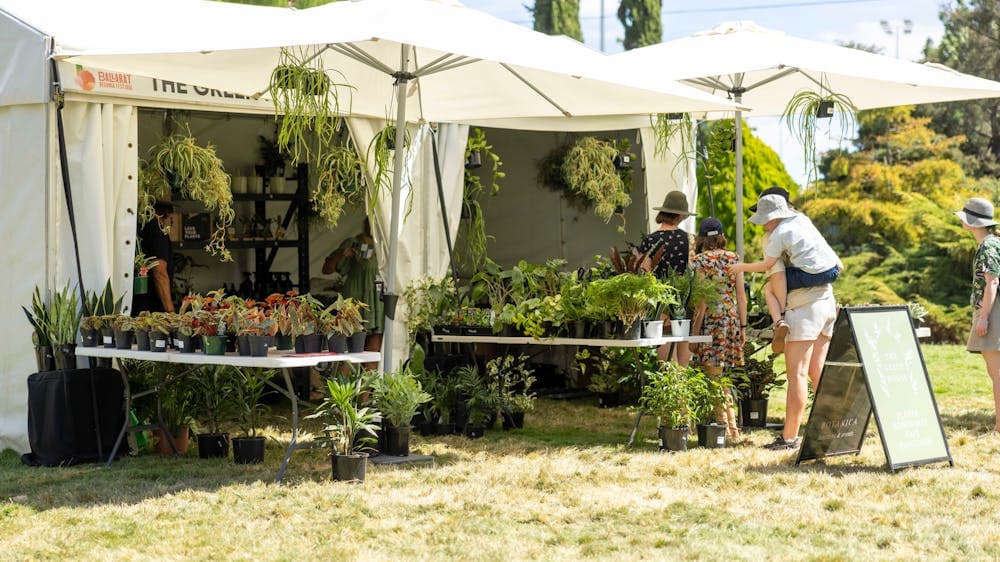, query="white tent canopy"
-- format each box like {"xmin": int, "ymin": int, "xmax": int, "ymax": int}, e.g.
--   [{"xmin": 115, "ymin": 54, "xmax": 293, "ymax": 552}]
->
[{"xmin": 613, "ymin": 20, "xmax": 1000, "ymax": 254}]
